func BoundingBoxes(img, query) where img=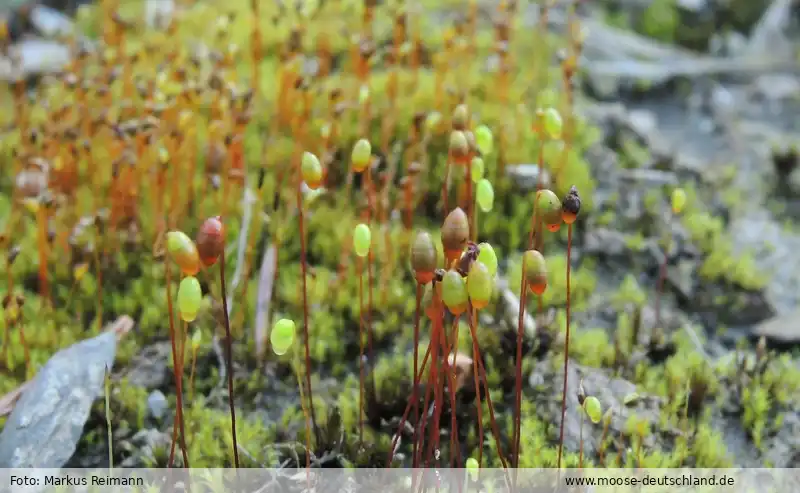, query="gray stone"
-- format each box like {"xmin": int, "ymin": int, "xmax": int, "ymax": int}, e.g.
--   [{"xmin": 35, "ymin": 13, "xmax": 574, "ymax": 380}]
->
[
  {"xmin": 753, "ymin": 309, "xmax": 800, "ymax": 344},
  {"xmin": 504, "ymin": 164, "xmax": 552, "ymax": 192},
  {"xmin": 0, "ymin": 331, "xmax": 118, "ymax": 468},
  {"xmin": 147, "ymin": 390, "xmax": 168, "ymax": 421},
  {"xmin": 529, "ymin": 359, "xmax": 669, "ymax": 455}
]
